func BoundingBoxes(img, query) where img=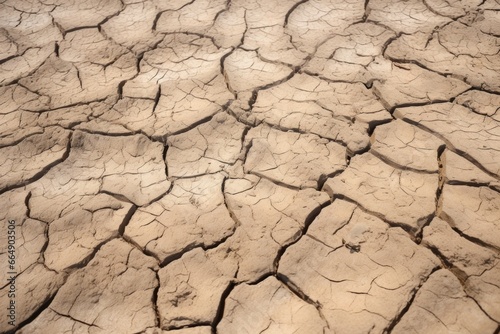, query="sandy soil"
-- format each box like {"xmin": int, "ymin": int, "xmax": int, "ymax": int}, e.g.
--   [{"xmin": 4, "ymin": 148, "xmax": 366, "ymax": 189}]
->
[{"xmin": 1, "ymin": 0, "xmax": 499, "ymax": 333}]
